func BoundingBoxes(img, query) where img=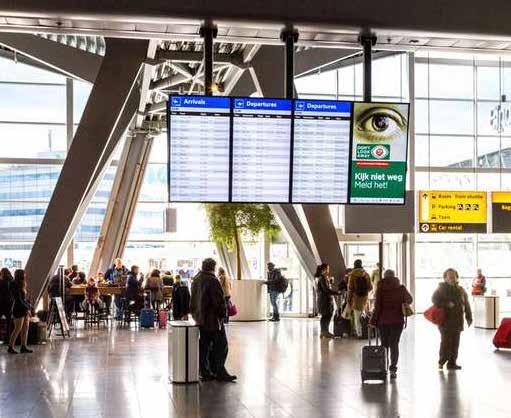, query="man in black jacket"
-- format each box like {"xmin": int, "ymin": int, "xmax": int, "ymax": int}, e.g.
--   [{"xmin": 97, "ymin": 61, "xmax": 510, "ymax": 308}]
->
[
  {"xmin": 191, "ymin": 258, "xmax": 236, "ymax": 382},
  {"xmin": 264, "ymin": 262, "xmax": 282, "ymax": 322}
]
